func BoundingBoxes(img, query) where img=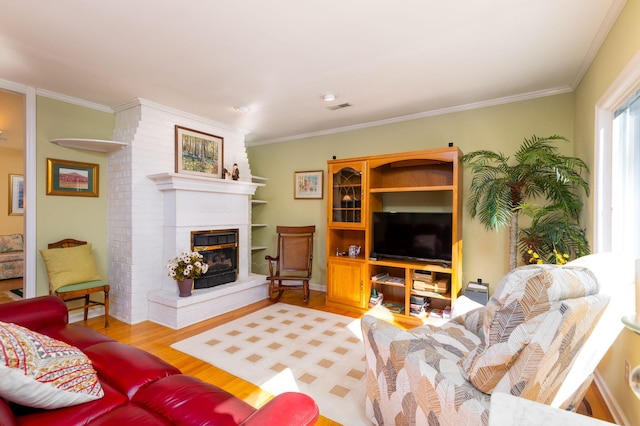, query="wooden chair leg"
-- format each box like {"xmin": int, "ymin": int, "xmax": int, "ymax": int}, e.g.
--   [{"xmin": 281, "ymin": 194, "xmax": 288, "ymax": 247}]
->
[
  {"xmin": 303, "ymin": 280, "xmax": 309, "ymax": 303},
  {"xmin": 84, "ymin": 294, "xmax": 90, "ymax": 321},
  {"xmin": 103, "ymin": 289, "xmax": 109, "ymax": 328}
]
